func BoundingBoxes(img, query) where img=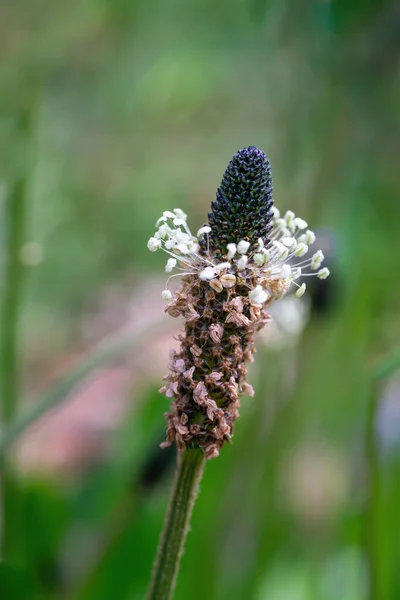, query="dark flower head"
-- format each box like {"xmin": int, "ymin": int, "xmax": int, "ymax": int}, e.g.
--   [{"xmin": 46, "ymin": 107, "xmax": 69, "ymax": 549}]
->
[
  {"xmin": 148, "ymin": 146, "xmax": 330, "ymax": 458},
  {"xmin": 207, "ymin": 146, "xmax": 274, "ymax": 256}
]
